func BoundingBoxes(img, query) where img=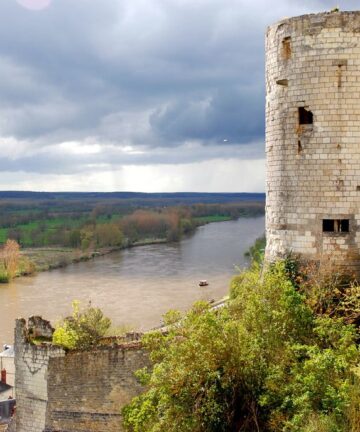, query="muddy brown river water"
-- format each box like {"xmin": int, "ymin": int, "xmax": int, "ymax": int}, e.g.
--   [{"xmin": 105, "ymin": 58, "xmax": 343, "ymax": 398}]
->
[{"xmin": 0, "ymin": 216, "xmax": 265, "ymax": 346}]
